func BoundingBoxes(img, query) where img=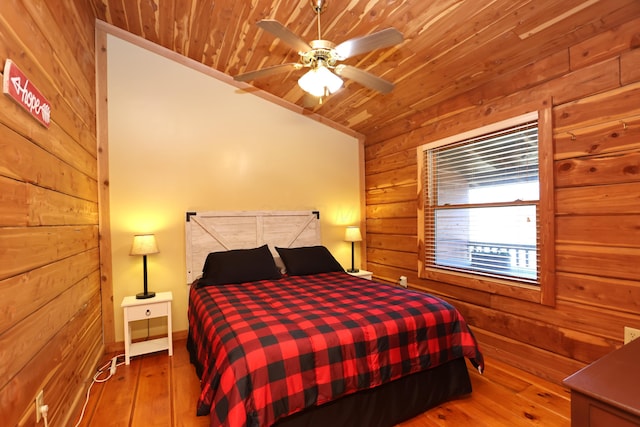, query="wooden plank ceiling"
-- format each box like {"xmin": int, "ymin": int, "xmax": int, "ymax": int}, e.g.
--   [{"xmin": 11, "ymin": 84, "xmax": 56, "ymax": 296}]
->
[{"xmin": 89, "ymin": 0, "xmax": 640, "ymax": 139}]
